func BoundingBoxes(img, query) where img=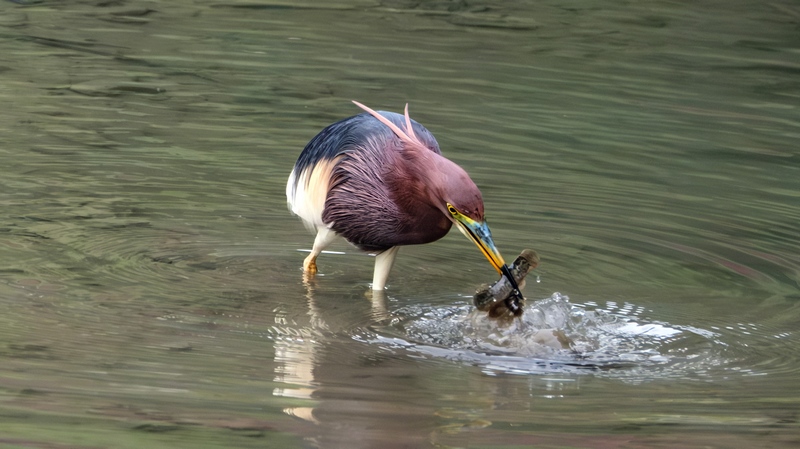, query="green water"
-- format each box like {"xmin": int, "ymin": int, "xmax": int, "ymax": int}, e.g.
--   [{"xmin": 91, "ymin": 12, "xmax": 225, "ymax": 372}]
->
[{"xmin": 1, "ymin": 1, "xmax": 798, "ymax": 448}]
